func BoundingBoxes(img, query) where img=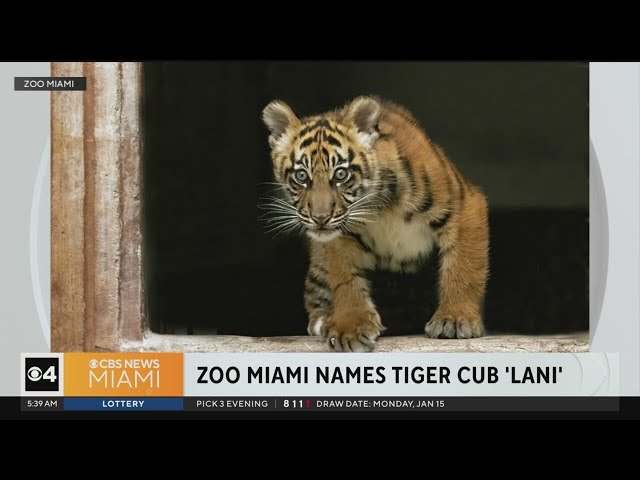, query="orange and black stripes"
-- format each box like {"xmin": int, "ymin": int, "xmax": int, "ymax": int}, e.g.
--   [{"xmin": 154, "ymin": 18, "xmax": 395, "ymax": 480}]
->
[
  {"xmin": 262, "ymin": 96, "xmax": 489, "ymax": 347},
  {"xmin": 304, "ymin": 266, "xmax": 333, "ymax": 311}
]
